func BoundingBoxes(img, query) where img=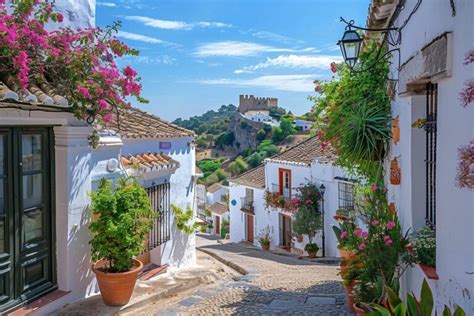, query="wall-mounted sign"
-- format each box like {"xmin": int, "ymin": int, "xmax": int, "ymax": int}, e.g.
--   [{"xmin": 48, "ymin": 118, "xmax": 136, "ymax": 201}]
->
[
  {"xmin": 159, "ymin": 142, "xmax": 172, "ymax": 149},
  {"xmin": 231, "ymin": 199, "xmax": 237, "ymax": 206}
]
